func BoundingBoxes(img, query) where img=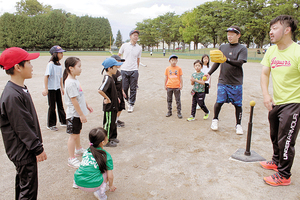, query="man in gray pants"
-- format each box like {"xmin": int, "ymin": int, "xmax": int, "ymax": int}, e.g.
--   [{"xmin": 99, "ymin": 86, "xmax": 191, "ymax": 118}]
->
[{"xmin": 118, "ymin": 30, "xmax": 142, "ymax": 113}]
